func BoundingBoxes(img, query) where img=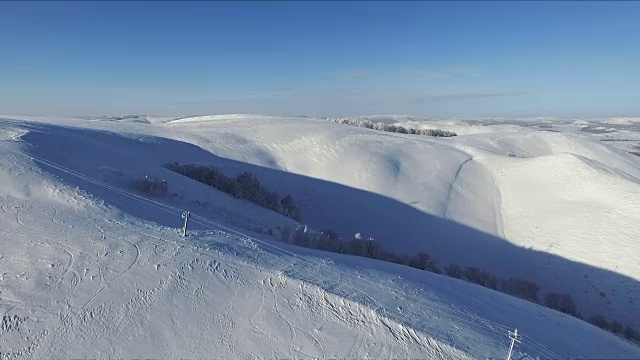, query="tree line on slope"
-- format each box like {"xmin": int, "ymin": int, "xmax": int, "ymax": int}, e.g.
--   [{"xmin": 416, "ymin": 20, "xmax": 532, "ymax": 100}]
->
[
  {"xmin": 323, "ymin": 117, "xmax": 458, "ymax": 137},
  {"xmin": 279, "ymin": 226, "xmax": 640, "ymax": 344},
  {"xmin": 163, "ymin": 163, "xmax": 302, "ymax": 222},
  {"xmin": 136, "ymin": 169, "xmax": 640, "ymax": 344},
  {"xmin": 285, "ymin": 227, "xmax": 541, "ymax": 302}
]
